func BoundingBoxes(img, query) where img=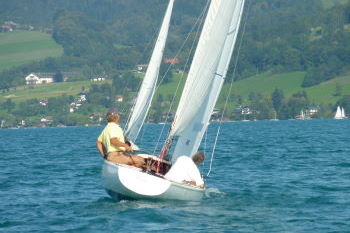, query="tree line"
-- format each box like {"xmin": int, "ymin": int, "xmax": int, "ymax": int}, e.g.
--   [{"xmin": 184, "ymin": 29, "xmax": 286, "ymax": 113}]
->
[{"xmin": 1, "ymin": 79, "xmax": 350, "ymax": 128}]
